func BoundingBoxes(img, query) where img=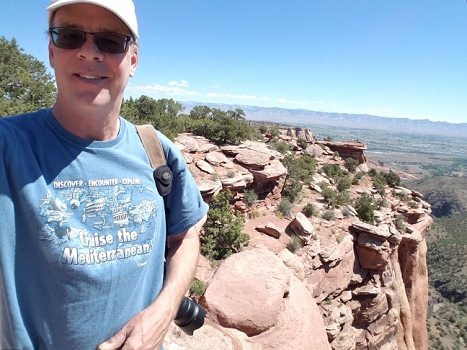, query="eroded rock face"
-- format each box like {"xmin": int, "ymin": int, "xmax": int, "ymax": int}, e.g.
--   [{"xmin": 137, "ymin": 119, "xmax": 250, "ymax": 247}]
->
[
  {"xmin": 164, "ymin": 132, "xmax": 432, "ymax": 350},
  {"xmin": 283, "ymin": 127, "xmax": 314, "ymax": 142},
  {"xmin": 318, "ymin": 140, "xmax": 368, "ymax": 164}
]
